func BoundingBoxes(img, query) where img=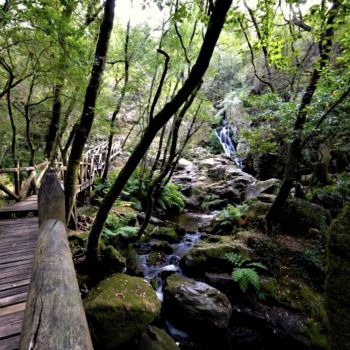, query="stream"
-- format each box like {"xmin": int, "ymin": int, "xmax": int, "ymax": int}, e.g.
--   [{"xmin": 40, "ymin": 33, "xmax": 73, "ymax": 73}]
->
[{"xmin": 137, "ymin": 212, "xmax": 214, "ymax": 301}]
